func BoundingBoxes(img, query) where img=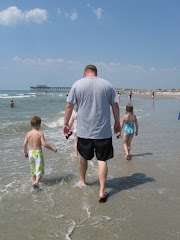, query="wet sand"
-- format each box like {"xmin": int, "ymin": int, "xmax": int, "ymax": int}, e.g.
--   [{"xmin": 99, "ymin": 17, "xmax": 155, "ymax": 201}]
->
[{"xmin": 0, "ymin": 93, "xmax": 180, "ymax": 240}]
